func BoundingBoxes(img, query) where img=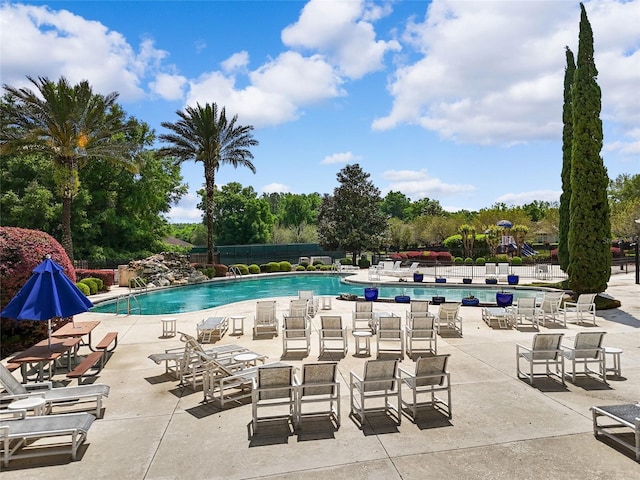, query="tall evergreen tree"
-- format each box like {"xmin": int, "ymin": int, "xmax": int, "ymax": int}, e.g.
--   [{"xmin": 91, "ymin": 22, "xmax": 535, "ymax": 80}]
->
[
  {"xmin": 558, "ymin": 47, "xmax": 575, "ymax": 272},
  {"xmin": 567, "ymin": 3, "xmax": 611, "ymax": 294}
]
